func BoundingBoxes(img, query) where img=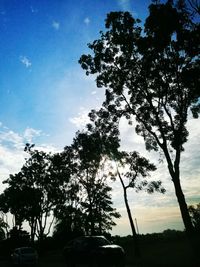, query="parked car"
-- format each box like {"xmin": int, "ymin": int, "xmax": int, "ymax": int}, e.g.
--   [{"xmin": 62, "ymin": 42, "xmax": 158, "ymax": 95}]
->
[
  {"xmin": 63, "ymin": 235, "xmax": 125, "ymax": 267},
  {"xmin": 11, "ymin": 247, "xmax": 38, "ymax": 266}
]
